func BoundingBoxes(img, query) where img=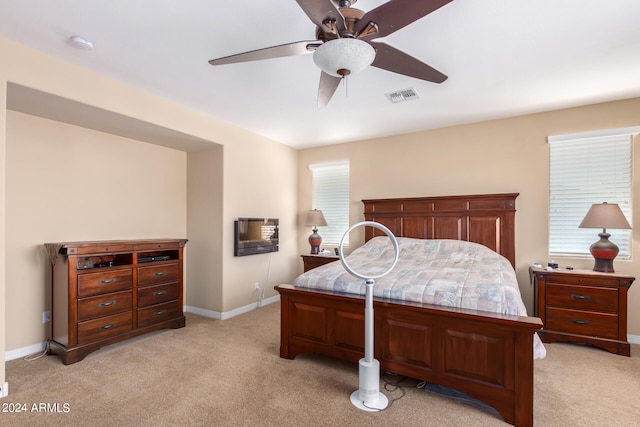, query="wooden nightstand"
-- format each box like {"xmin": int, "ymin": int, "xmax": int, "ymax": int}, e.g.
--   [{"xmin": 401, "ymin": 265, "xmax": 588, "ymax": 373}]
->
[
  {"xmin": 530, "ymin": 266, "xmax": 635, "ymax": 356},
  {"xmin": 301, "ymin": 254, "xmax": 339, "ymax": 272}
]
